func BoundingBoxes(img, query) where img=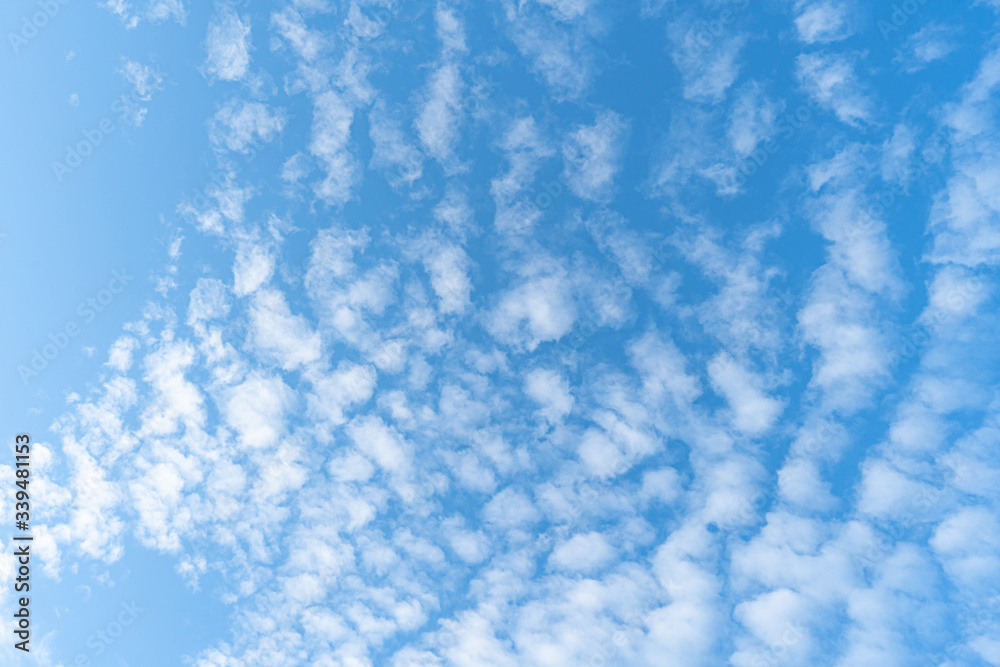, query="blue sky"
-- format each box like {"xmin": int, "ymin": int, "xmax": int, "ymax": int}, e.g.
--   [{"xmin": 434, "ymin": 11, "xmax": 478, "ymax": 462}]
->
[{"xmin": 2, "ymin": 0, "xmax": 1000, "ymax": 665}]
